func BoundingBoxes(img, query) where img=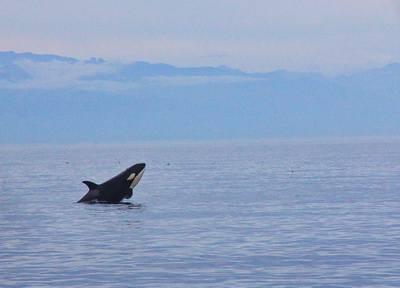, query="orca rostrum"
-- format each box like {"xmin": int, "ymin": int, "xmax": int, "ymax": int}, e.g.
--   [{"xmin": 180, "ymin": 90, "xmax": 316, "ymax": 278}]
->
[{"xmin": 77, "ymin": 163, "xmax": 146, "ymax": 203}]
